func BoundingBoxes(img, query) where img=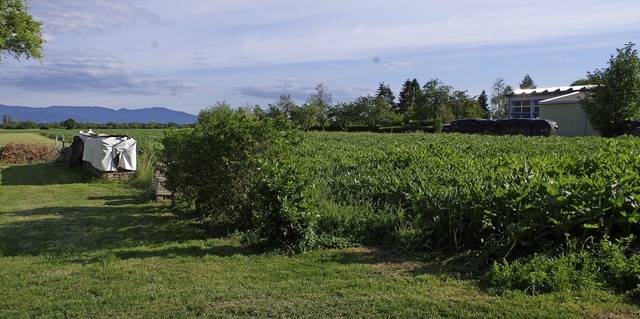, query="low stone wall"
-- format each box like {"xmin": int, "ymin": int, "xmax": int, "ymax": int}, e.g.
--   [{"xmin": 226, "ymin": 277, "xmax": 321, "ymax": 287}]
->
[
  {"xmin": 154, "ymin": 163, "xmax": 171, "ymax": 201},
  {"xmin": 447, "ymin": 119, "xmax": 558, "ymax": 136},
  {"xmin": 82, "ymin": 161, "xmax": 135, "ymax": 179}
]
